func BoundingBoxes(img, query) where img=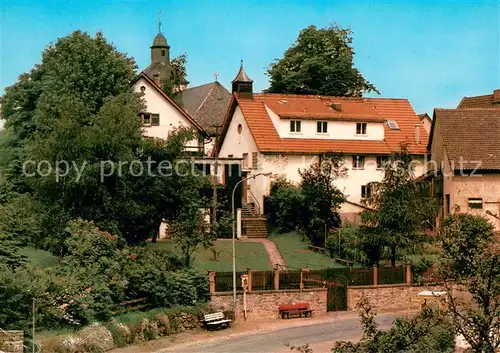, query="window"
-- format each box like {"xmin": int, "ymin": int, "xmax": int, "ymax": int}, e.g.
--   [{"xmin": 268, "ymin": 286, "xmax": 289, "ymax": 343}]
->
[
  {"xmin": 151, "ymin": 114, "xmax": 160, "ymax": 126},
  {"xmin": 352, "ymin": 155, "xmax": 365, "ymax": 169},
  {"xmin": 153, "ymin": 74, "xmax": 160, "ymax": 85},
  {"xmin": 468, "ymin": 198, "xmax": 483, "ymax": 209},
  {"xmin": 242, "ymin": 153, "xmax": 249, "ymax": 169},
  {"xmin": 386, "ymin": 120, "xmax": 400, "ymax": 130},
  {"xmin": 140, "ymin": 113, "xmax": 151, "ymax": 126},
  {"xmin": 161, "ymin": 49, "xmax": 166, "ymax": 57},
  {"xmin": 252, "ymin": 152, "xmax": 258, "ymax": 169},
  {"xmin": 317, "ymin": 121, "xmax": 328, "ymax": 133},
  {"xmin": 376, "ymin": 156, "xmax": 389, "ymax": 169},
  {"xmin": 361, "ymin": 185, "xmax": 372, "ymax": 199},
  {"xmin": 445, "ymin": 194, "xmax": 450, "ymax": 216},
  {"xmin": 290, "ymin": 120, "xmax": 301, "ymax": 133},
  {"xmin": 356, "ymin": 122, "xmax": 367, "ymax": 135}
]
